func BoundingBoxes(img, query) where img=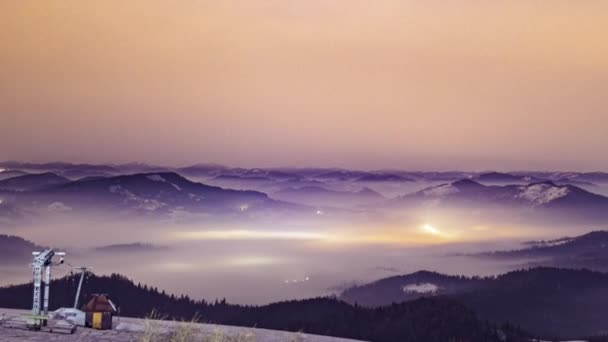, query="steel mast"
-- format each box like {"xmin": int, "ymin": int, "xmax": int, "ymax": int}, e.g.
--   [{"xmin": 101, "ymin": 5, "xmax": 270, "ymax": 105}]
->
[
  {"xmin": 72, "ymin": 267, "xmax": 88, "ymax": 309},
  {"xmin": 29, "ymin": 249, "xmax": 65, "ymax": 328}
]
